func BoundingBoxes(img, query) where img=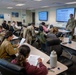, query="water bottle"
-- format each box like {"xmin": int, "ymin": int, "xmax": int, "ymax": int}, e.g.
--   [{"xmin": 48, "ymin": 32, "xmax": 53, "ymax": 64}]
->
[
  {"xmin": 68, "ymin": 35, "xmax": 72, "ymax": 44},
  {"xmin": 50, "ymin": 50, "xmax": 57, "ymax": 68}
]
